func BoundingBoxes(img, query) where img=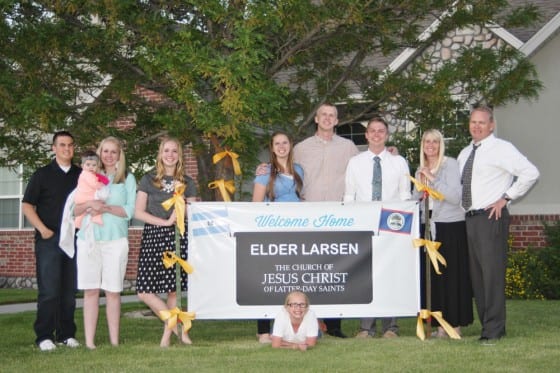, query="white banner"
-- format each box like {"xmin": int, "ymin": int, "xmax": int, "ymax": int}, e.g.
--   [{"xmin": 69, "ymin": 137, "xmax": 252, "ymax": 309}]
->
[{"xmin": 187, "ymin": 201, "xmax": 420, "ymax": 319}]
